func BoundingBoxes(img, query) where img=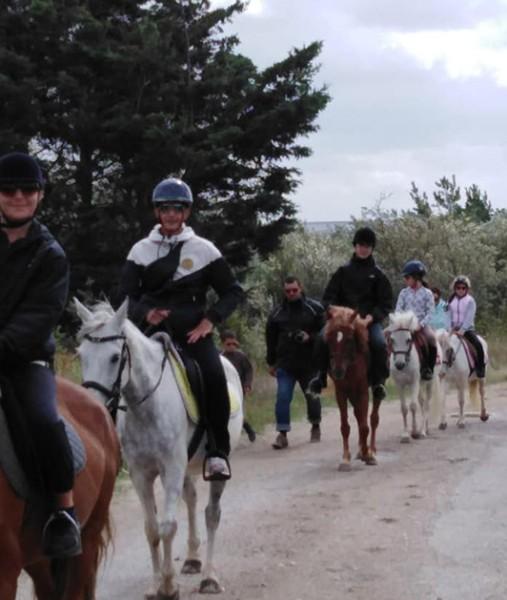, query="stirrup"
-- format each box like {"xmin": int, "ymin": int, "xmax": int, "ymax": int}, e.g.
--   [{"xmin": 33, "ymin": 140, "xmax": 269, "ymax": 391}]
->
[
  {"xmin": 42, "ymin": 510, "xmax": 82, "ymax": 559},
  {"xmin": 203, "ymin": 455, "xmax": 231, "ymax": 482}
]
